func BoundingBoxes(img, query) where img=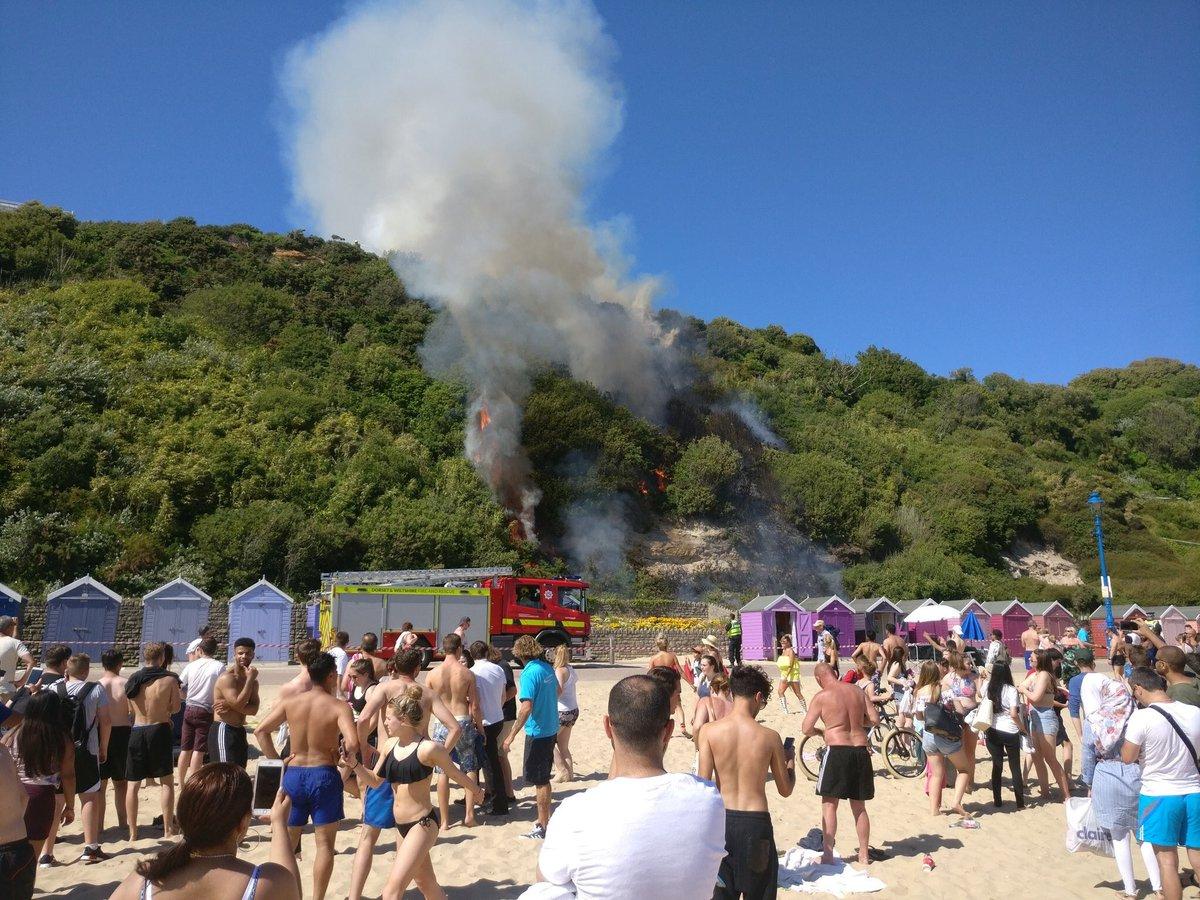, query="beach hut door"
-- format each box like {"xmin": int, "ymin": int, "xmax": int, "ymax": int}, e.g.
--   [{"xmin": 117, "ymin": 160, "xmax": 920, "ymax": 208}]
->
[
  {"xmin": 64, "ymin": 599, "xmax": 109, "ymax": 654},
  {"xmin": 774, "ymin": 611, "xmax": 792, "ymax": 655}
]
